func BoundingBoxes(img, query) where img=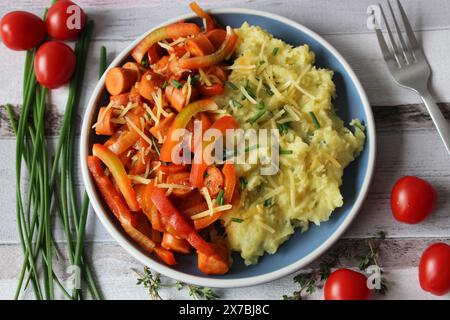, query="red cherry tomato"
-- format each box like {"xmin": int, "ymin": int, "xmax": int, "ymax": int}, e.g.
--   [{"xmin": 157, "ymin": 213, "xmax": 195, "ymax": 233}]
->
[
  {"xmin": 324, "ymin": 268, "xmax": 371, "ymax": 300},
  {"xmin": 45, "ymin": 0, "xmax": 86, "ymax": 40},
  {"xmin": 419, "ymin": 242, "xmax": 450, "ymax": 296},
  {"xmin": 34, "ymin": 41, "xmax": 76, "ymax": 89},
  {"xmin": 0, "ymin": 11, "xmax": 46, "ymax": 51},
  {"xmin": 390, "ymin": 176, "xmax": 437, "ymax": 224},
  {"xmin": 198, "ymin": 83, "xmax": 224, "ymax": 97}
]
